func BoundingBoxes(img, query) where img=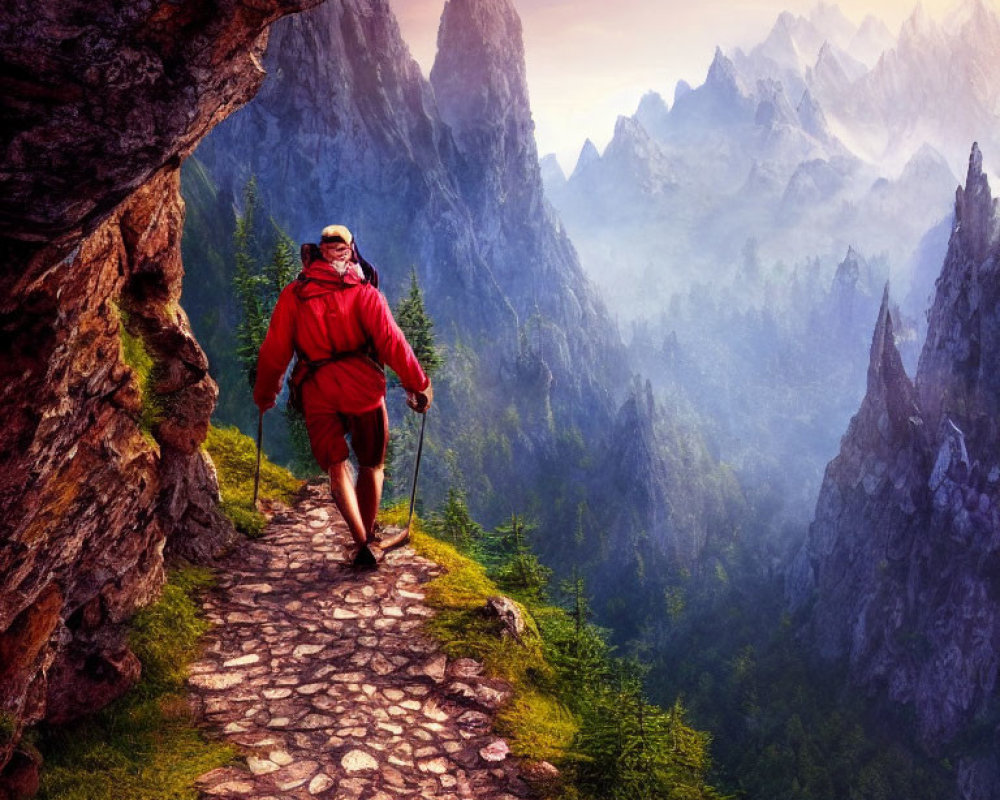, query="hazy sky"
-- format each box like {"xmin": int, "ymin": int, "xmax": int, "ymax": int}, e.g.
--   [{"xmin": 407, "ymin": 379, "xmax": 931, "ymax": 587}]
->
[{"xmin": 388, "ymin": 0, "xmax": 975, "ymax": 172}]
